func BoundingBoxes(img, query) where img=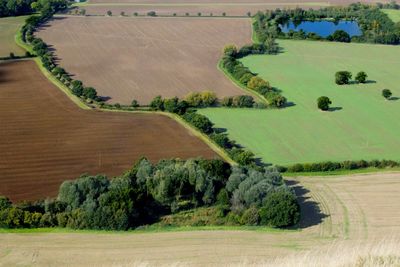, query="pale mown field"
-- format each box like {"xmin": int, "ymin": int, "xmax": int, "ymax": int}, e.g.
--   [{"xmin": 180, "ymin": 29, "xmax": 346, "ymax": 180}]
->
[{"xmin": 1, "ymin": 172, "xmax": 399, "ymax": 266}]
